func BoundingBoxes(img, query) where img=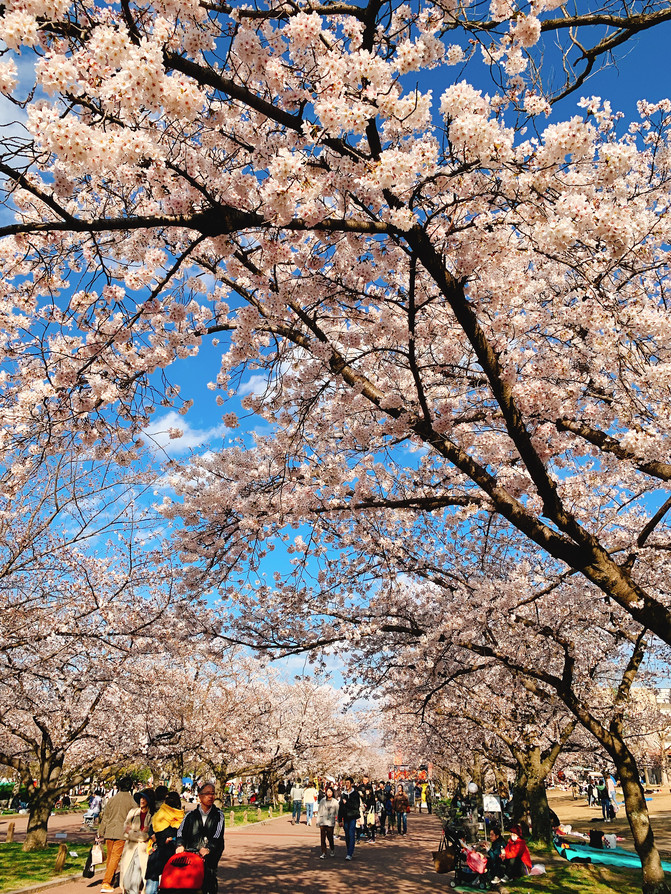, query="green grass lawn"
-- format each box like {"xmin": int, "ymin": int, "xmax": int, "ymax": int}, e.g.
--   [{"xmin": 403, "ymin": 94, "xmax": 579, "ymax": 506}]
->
[
  {"xmin": 510, "ymin": 843, "xmax": 642, "ymax": 894},
  {"xmin": 0, "ymin": 843, "xmax": 89, "ymax": 892},
  {"xmin": 225, "ymin": 802, "xmax": 284, "ymax": 826}
]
